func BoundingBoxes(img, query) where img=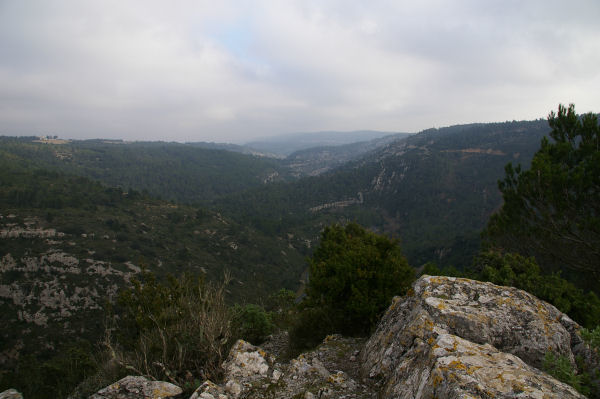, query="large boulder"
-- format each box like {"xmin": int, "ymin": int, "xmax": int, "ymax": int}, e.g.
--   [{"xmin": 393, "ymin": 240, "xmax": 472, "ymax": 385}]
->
[{"xmin": 361, "ymin": 275, "xmax": 588, "ymax": 398}]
